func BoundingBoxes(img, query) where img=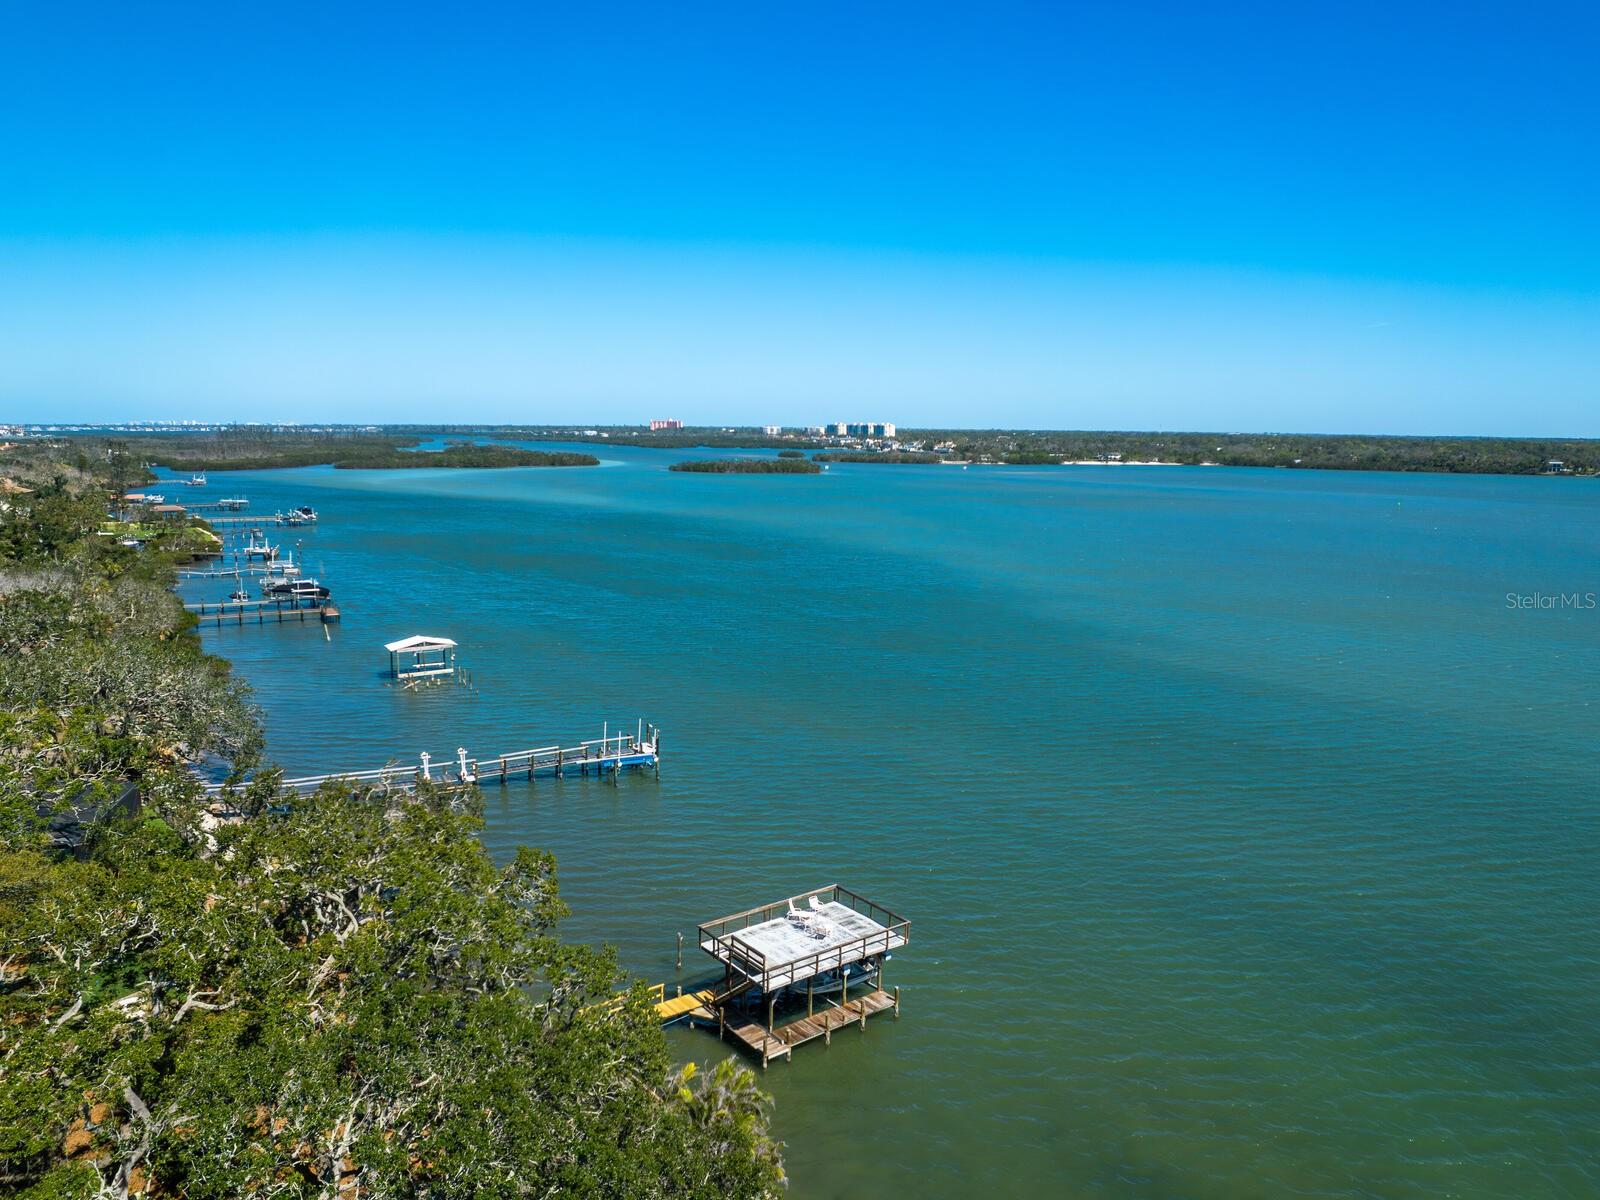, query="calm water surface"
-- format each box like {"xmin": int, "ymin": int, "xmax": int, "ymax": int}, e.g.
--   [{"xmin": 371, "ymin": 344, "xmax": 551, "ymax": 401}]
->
[{"xmin": 174, "ymin": 448, "xmax": 1600, "ymax": 1198}]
